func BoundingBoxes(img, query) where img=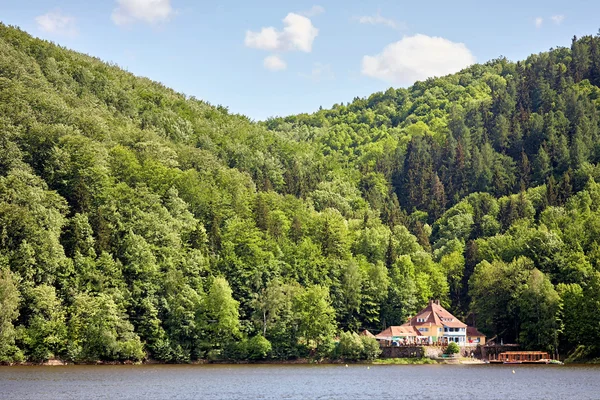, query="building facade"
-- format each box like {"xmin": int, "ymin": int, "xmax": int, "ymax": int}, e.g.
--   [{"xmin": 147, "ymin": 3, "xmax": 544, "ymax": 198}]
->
[
  {"xmin": 402, "ymin": 300, "xmax": 467, "ymax": 344},
  {"xmin": 375, "ymin": 300, "xmax": 485, "ymax": 347}
]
